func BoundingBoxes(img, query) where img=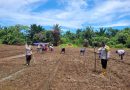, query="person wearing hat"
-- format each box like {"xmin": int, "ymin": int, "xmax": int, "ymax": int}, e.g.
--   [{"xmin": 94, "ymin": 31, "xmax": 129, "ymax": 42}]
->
[{"xmin": 99, "ymin": 42, "xmax": 110, "ymax": 76}]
